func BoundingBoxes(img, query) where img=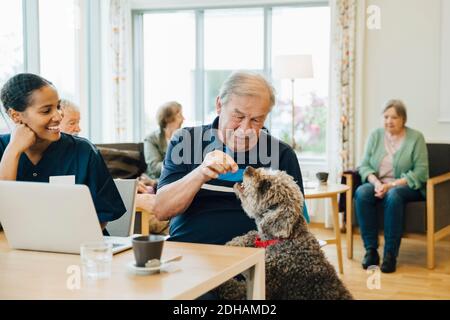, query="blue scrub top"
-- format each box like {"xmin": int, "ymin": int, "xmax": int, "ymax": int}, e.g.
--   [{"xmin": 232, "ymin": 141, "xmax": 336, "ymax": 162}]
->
[{"xmin": 0, "ymin": 133, "xmax": 126, "ymax": 223}]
